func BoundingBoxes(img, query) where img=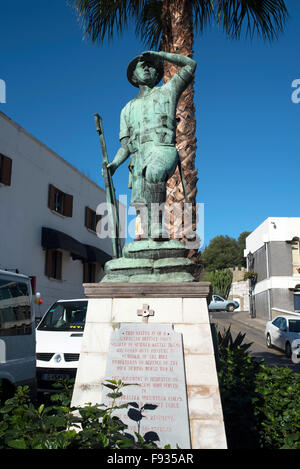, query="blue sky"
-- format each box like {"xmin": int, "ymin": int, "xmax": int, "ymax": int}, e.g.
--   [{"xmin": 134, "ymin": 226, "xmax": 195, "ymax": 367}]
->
[{"xmin": 0, "ymin": 0, "xmax": 299, "ymax": 248}]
